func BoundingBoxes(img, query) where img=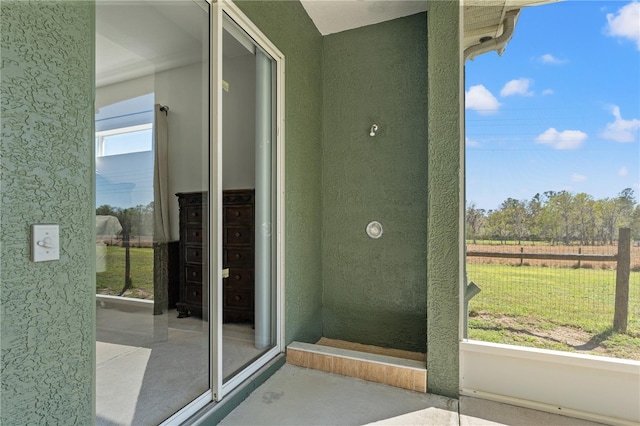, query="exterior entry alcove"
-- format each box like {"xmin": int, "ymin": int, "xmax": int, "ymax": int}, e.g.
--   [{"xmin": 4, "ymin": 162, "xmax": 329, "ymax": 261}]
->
[{"xmin": 320, "ymin": 13, "xmax": 428, "ymax": 353}]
